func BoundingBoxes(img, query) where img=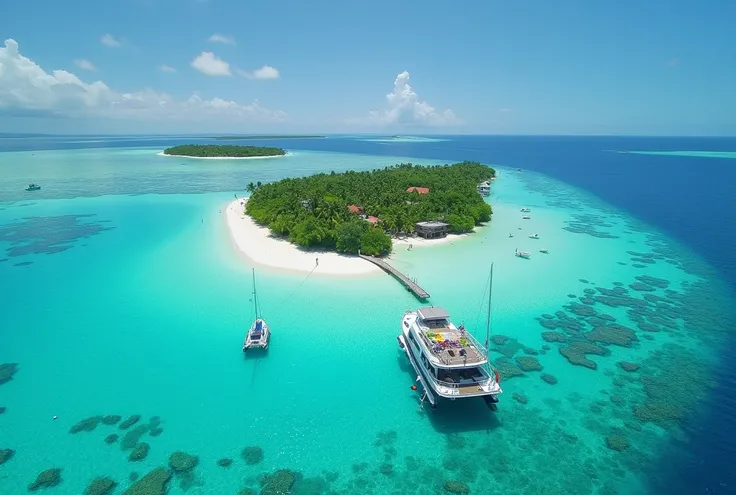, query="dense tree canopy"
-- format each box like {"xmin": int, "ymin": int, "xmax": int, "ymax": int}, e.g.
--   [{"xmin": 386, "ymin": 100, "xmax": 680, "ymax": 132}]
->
[
  {"xmin": 245, "ymin": 161, "xmax": 495, "ymax": 256},
  {"xmin": 163, "ymin": 144, "xmax": 286, "ymax": 158}
]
